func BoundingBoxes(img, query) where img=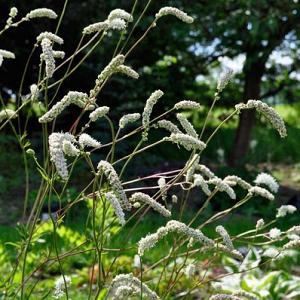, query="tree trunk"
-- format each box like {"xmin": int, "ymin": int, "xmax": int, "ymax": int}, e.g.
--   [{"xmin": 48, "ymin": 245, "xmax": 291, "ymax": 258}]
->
[{"xmin": 228, "ymin": 61, "xmax": 265, "ymax": 166}]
